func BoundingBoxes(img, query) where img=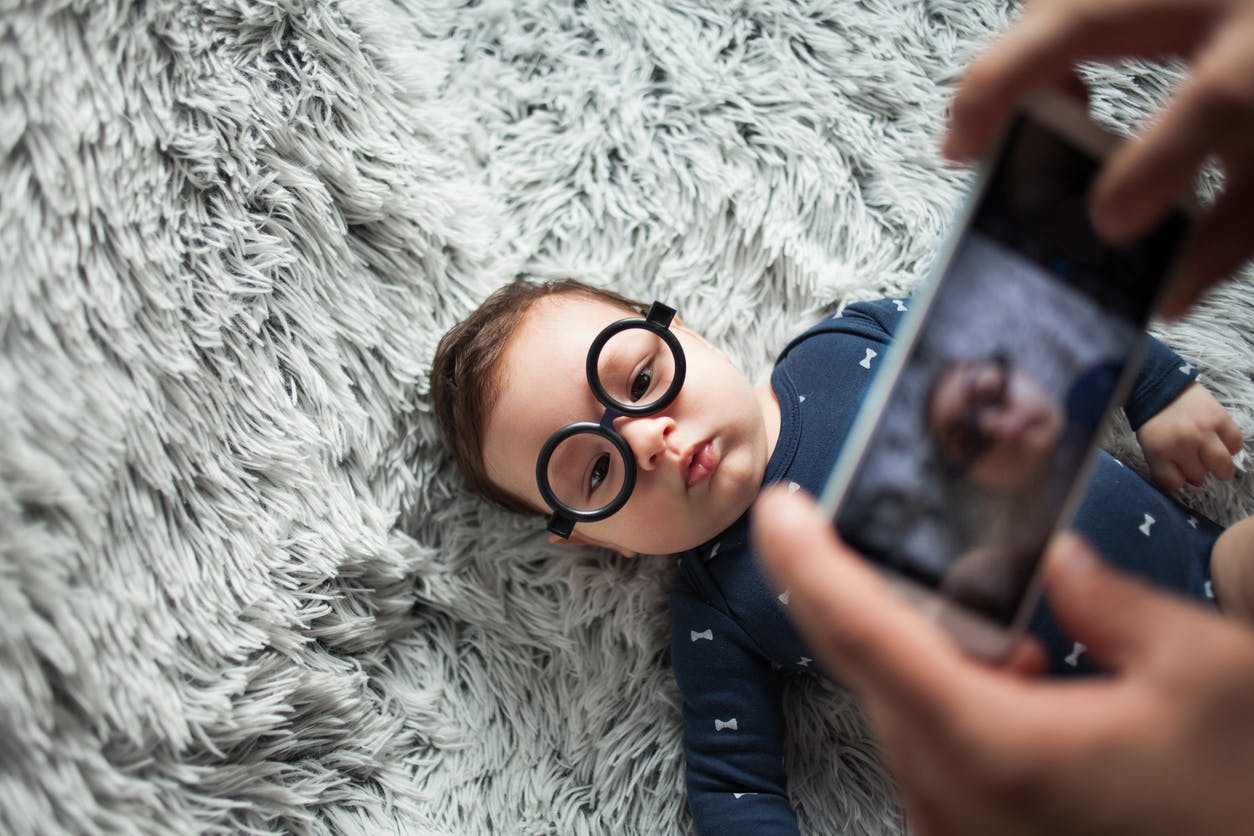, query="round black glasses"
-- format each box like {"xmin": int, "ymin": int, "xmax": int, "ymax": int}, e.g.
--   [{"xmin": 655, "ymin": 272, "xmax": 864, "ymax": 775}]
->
[{"xmin": 536, "ymin": 301, "xmax": 686, "ymax": 538}]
